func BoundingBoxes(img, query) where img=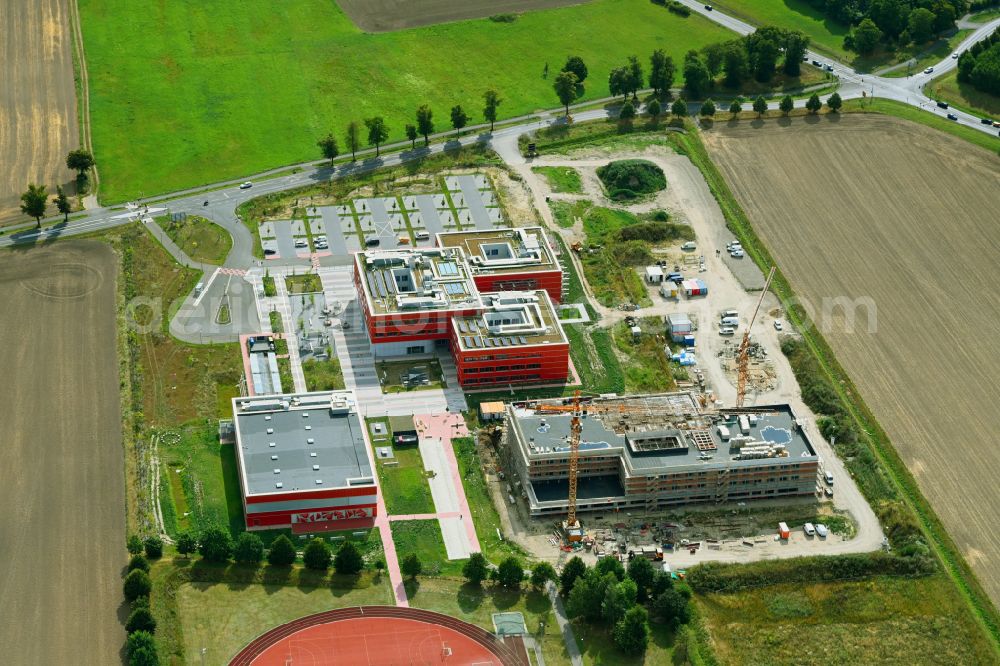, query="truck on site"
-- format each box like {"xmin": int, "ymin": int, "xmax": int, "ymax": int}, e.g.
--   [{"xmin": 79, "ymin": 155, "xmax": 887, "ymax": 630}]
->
[{"xmin": 778, "ymin": 522, "xmax": 790, "ymax": 539}]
